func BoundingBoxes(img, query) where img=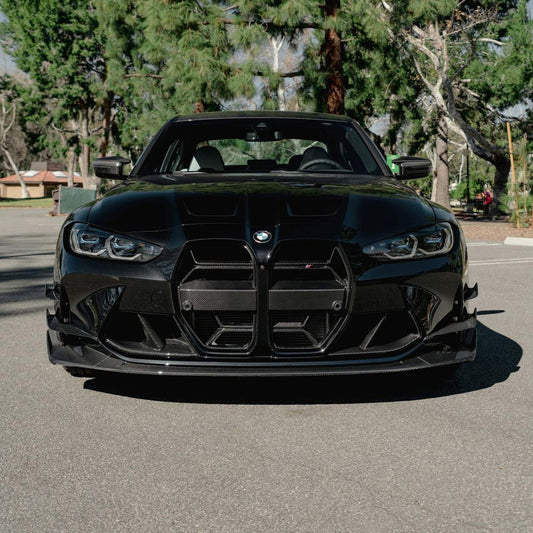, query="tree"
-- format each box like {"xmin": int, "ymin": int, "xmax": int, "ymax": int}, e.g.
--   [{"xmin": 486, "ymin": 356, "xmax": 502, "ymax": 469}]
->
[
  {"xmin": 94, "ymin": 0, "xmax": 250, "ymax": 155},
  {"xmin": 0, "ymin": 79, "xmax": 30, "ymax": 198},
  {"xmin": 380, "ymin": 0, "xmax": 532, "ymax": 211},
  {"xmin": 0, "ymin": 0, "xmax": 114, "ymax": 188}
]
